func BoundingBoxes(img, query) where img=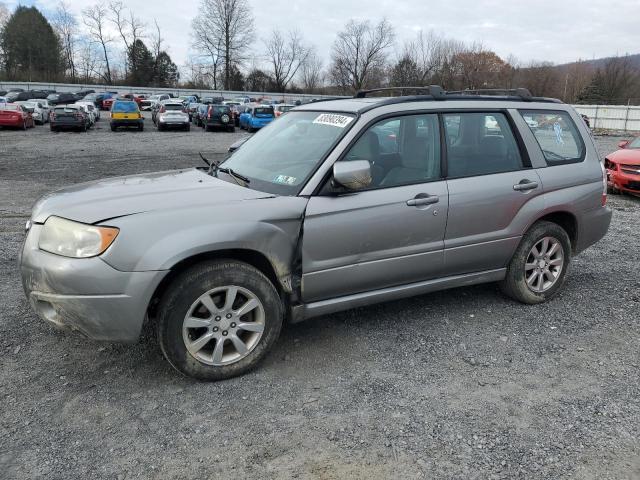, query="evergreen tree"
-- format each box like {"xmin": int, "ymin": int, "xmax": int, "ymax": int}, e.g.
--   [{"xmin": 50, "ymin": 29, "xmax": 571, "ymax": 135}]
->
[
  {"xmin": 153, "ymin": 51, "xmax": 179, "ymax": 87},
  {"xmin": 1, "ymin": 6, "xmax": 63, "ymax": 81},
  {"xmin": 577, "ymin": 70, "xmax": 606, "ymax": 104},
  {"xmin": 127, "ymin": 39, "xmax": 154, "ymax": 86}
]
